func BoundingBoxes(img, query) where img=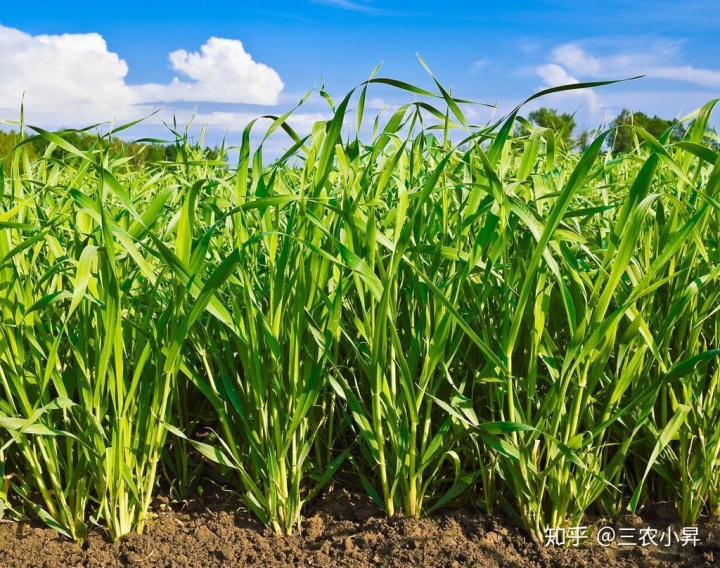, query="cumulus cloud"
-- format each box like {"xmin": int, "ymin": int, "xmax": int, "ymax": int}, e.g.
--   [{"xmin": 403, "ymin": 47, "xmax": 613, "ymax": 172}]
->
[
  {"xmin": 552, "ymin": 44, "xmax": 602, "ymax": 75},
  {"xmin": 0, "ymin": 24, "xmax": 284, "ymax": 127},
  {"xmin": 537, "ymin": 63, "xmax": 579, "ymax": 88},
  {"xmin": 134, "ymin": 37, "xmax": 284, "ymax": 105},
  {"xmin": 535, "ymin": 63, "xmax": 605, "ymax": 119},
  {"xmin": 0, "ymin": 24, "xmax": 138, "ymax": 123}
]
